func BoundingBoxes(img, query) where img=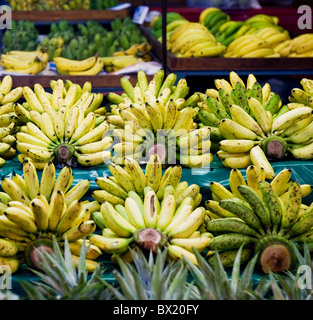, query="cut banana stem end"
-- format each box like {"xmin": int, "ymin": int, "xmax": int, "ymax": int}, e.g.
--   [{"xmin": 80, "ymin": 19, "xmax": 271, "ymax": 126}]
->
[
  {"xmin": 54, "ymin": 144, "xmax": 75, "ymax": 164},
  {"xmin": 260, "ymin": 244, "xmax": 291, "ymax": 274},
  {"xmin": 261, "ymin": 135, "xmax": 288, "ymax": 159},
  {"xmin": 133, "ymin": 228, "xmax": 167, "ymax": 253}
]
